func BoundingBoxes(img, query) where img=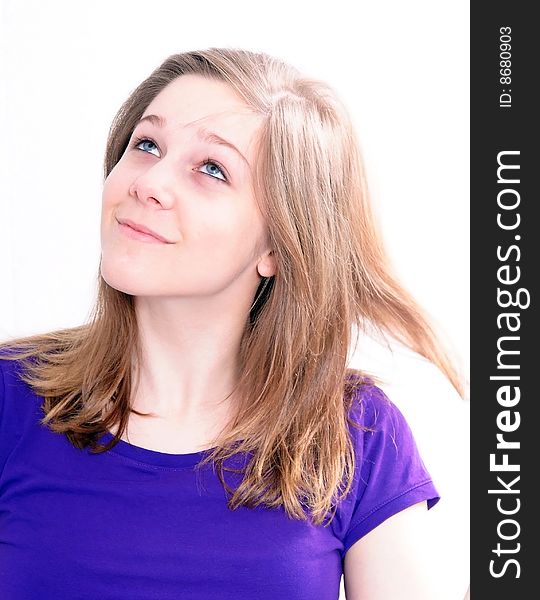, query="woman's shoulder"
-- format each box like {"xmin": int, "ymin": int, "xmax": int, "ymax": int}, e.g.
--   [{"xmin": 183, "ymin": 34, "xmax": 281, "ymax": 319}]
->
[
  {"xmin": 345, "ymin": 374, "xmax": 402, "ymax": 433},
  {"xmin": 0, "ymin": 350, "xmax": 49, "ymax": 485},
  {"xmin": 0, "ymin": 350, "xmax": 35, "ymax": 396},
  {"xmin": 345, "ymin": 375, "xmax": 433, "ymax": 473},
  {"xmin": 0, "ymin": 350, "xmax": 21, "ymax": 400},
  {"xmin": 0, "ymin": 351, "xmax": 42, "ymax": 462},
  {"xmin": 334, "ymin": 374, "xmax": 440, "ymax": 554}
]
